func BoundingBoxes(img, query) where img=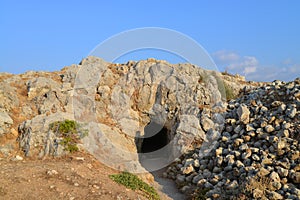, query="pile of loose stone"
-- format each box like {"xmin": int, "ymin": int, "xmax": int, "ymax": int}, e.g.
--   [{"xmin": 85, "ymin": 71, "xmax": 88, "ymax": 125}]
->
[{"xmin": 165, "ymin": 78, "xmax": 300, "ymax": 199}]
